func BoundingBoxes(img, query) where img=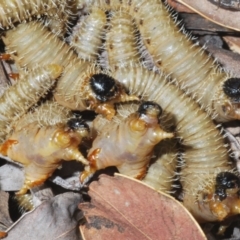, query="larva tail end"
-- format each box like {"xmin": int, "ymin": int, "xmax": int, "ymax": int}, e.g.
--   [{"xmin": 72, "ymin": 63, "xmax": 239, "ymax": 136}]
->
[
  {"xmin": 15, "ymin": 193, "xmax": 34, "ymax": 212},
  {"xmin": 46, "ymin": 64, "xmax": 64, "ymax": 79}
]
